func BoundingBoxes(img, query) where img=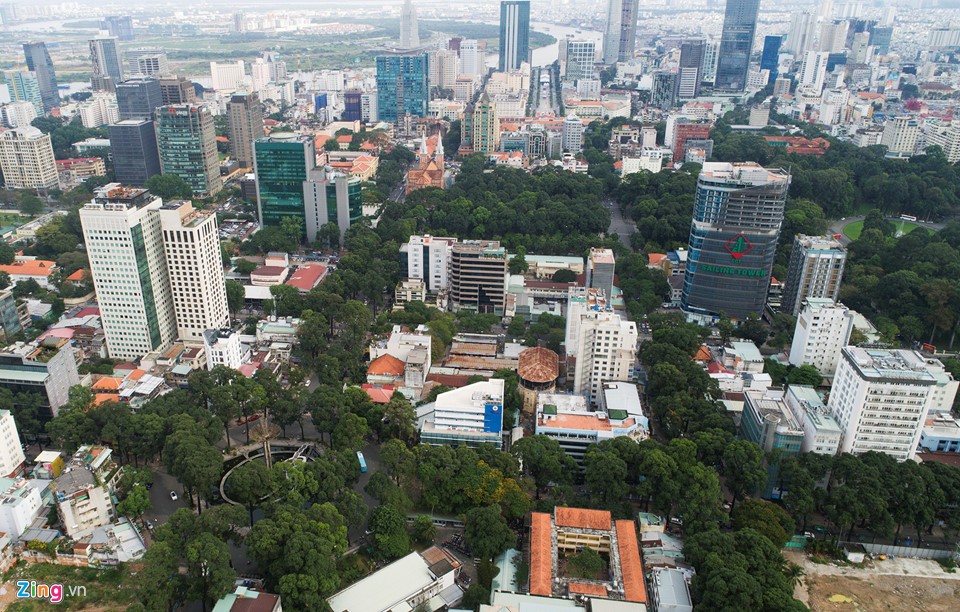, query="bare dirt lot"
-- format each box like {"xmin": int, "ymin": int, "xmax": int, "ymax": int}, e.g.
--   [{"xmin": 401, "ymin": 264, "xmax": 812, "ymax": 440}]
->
[{"xmin": 785, "ymin": 551, "xmax": 960, "ymax": 611}]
